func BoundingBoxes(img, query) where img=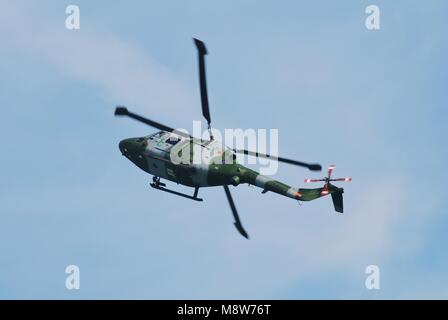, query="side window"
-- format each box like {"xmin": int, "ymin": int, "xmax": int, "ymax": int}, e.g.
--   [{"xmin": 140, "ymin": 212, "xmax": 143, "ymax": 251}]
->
[{"xmin": 165, "ymin": 136, "xmax": 180, "ymax": 146}]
